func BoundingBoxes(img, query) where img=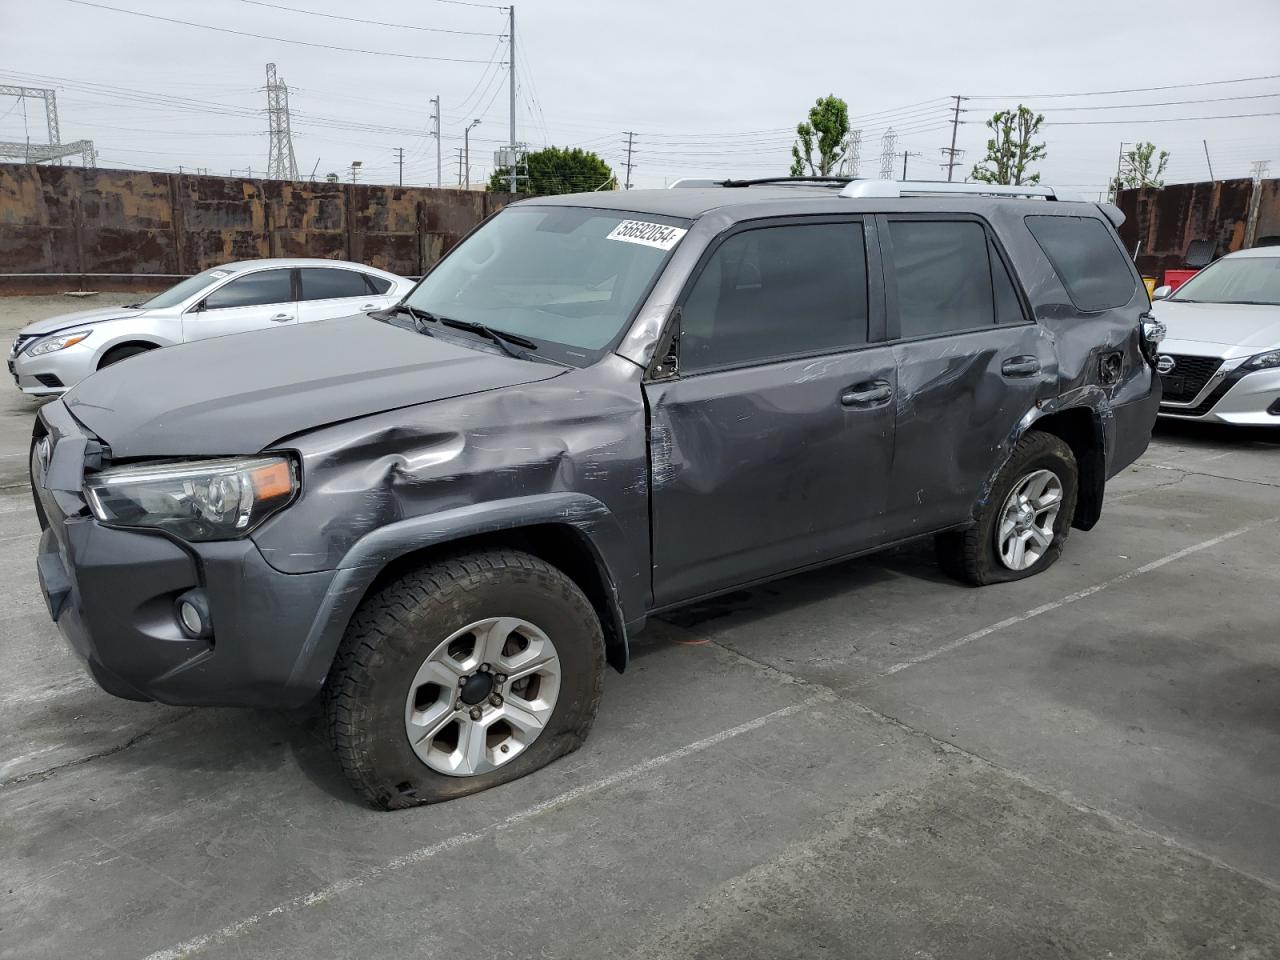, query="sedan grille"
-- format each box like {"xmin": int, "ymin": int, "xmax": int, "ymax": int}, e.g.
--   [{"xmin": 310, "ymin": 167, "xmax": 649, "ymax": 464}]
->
[
  {"xmin": 10, "ymin": 334, "xmax": 37, "ymax": 358},
  {"xmin": 1158, "ymin": 354, "xmax": 1223, "ymax": 403}
]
